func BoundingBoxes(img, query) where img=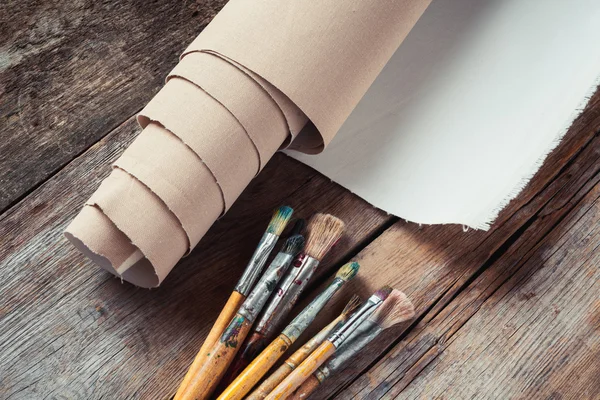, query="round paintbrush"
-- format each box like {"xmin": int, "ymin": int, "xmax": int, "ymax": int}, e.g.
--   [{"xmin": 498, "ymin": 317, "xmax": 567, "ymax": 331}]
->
[
  {"xmin": 265, "ymin": 286, "xmax": 393, "ymax": 399},
  {"xmin": 177, "ymin": 231, "xmax": 305, "ymax": 400},
  {"xmin": 219, "ymin": 213, "xmax": 345, "ymax": 388},
  {"xmin": 289, "ymin": 290, "xmax": 415, "ymax": 399},
  {"xmin": 218, "ymin": 262, "xmax": 359, "ymax": 400},
  {"xmin": 174, "ymin": 206, "xmax": 293, "ymax": 400},
  {"xmin": 247, "ymin": 295, "xmax": 361, "ymax": 400}
]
